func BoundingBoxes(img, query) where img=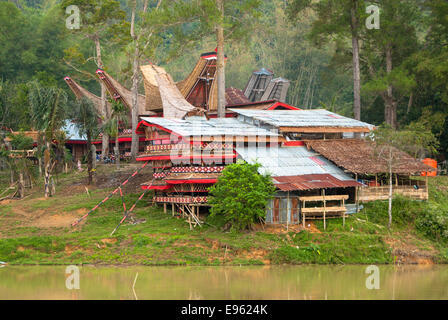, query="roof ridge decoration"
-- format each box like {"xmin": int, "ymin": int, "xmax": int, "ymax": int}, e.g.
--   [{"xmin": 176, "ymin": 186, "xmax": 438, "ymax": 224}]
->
[
  {"xmin": 64, "ymin": 76, "xmax": 109, "ymax": 118},
  {"xmin": 95, "ymin": 69, "xmax": 154, "ymax": 117},
  {"xmin": 244, "ymin": 68, "xmax": 290, "ymax": 103},
  {"xmin": 140, "ymin": 64, "xmax": 203, "ymax": 119}
]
